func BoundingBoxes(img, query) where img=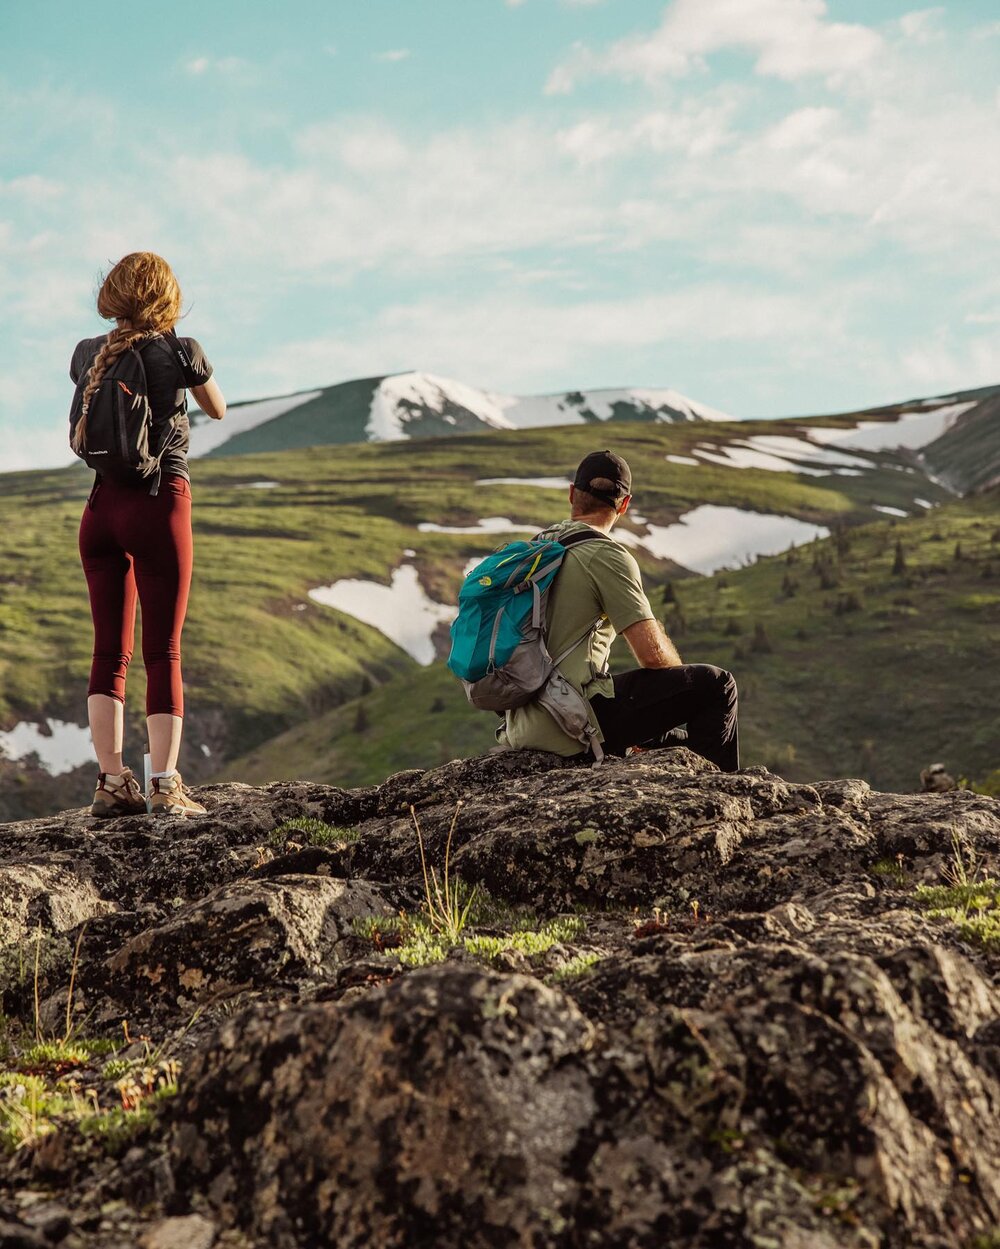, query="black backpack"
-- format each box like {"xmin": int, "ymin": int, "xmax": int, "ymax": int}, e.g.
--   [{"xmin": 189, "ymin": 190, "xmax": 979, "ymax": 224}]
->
[{"xmin": 69, "ymin": 334, "xmax": 190, "ymax": 493}]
